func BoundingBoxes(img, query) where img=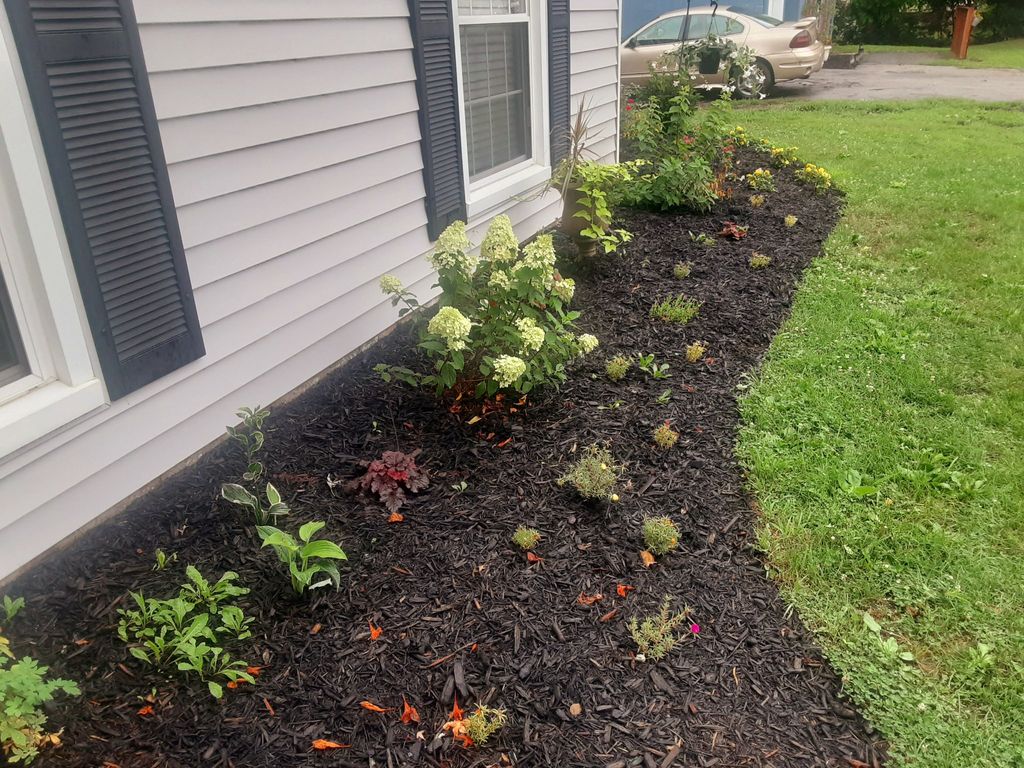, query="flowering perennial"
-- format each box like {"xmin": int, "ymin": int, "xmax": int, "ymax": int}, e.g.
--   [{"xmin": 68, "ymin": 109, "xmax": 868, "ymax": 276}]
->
[{"xmin": 427, "ymin": 307, "xmax": 472, "ymax": 352}]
